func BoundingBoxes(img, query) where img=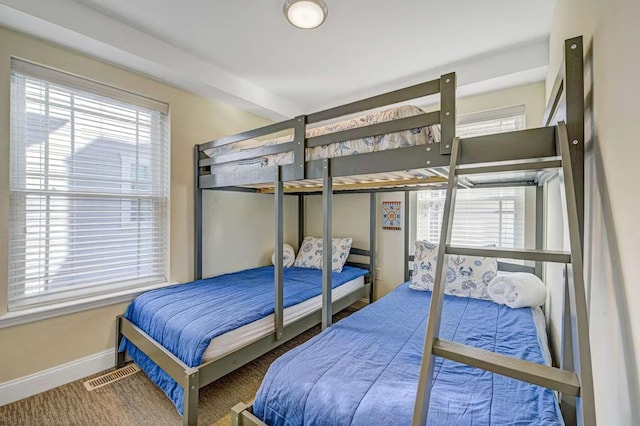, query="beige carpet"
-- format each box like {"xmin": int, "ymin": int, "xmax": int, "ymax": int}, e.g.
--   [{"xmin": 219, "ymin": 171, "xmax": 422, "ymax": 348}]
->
[{"xmin": 0, "ymin": 309, "xmax": 354, "ymax": 426}]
